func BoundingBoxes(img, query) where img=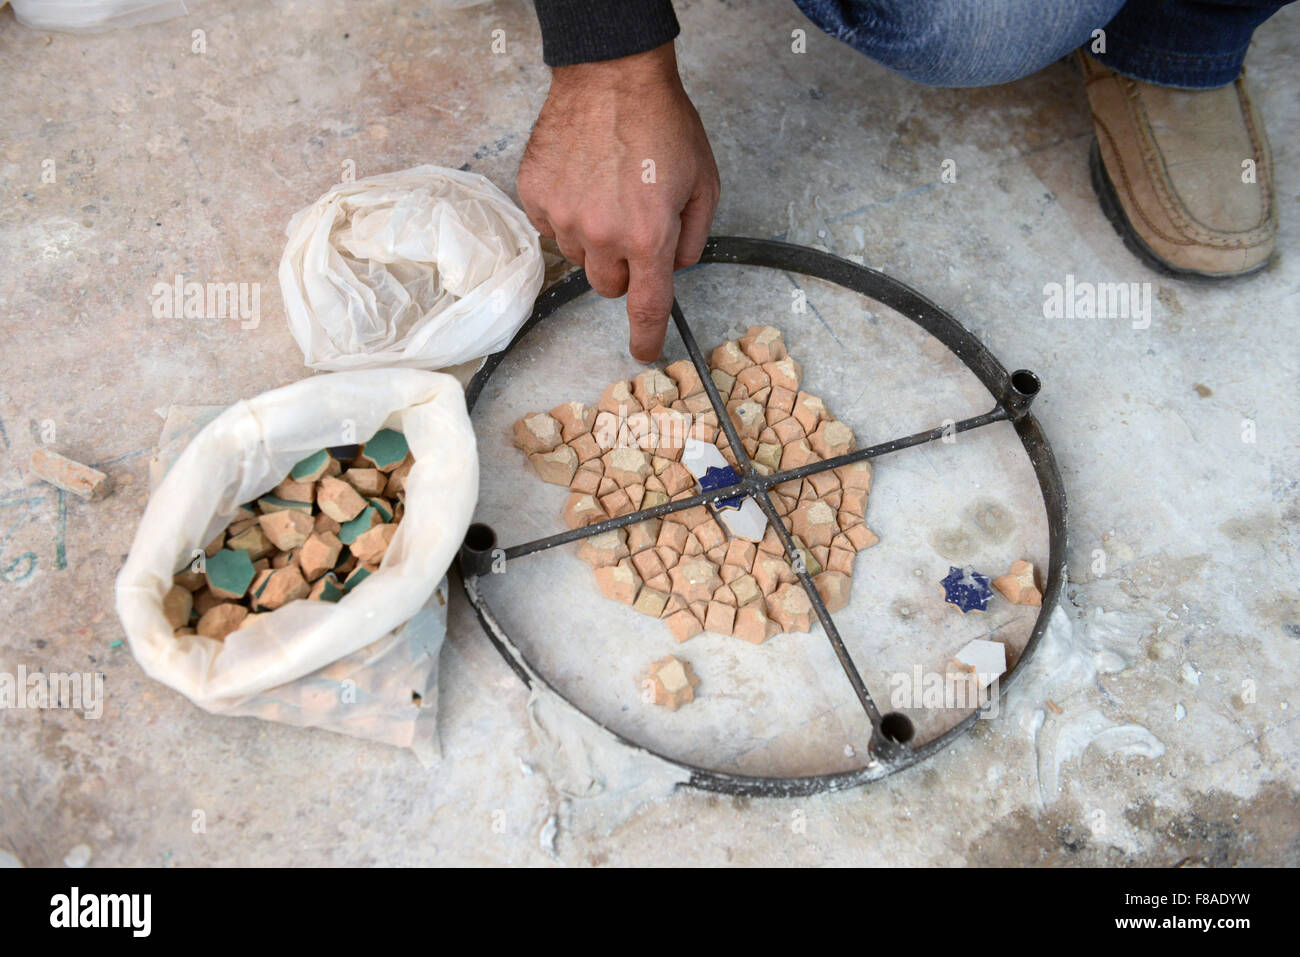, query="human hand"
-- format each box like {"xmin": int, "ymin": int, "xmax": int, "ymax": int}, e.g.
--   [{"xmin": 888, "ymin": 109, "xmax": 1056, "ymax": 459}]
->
[{"xmin": 517, "ymin": 42, "xmax": 720, "ymax": 361}]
